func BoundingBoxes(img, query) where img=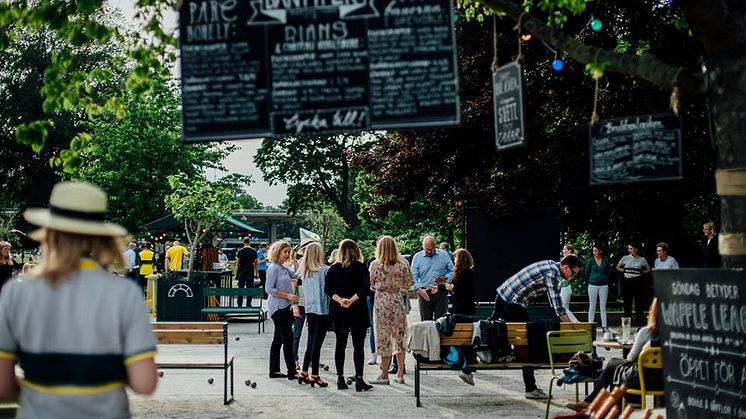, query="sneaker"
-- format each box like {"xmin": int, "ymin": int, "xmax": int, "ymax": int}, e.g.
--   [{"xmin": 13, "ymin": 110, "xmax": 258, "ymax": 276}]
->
[
  {"xmin": 394, "ymin": 376, "xmax": 405, "ymax": 384},
  {"xmin": 458, "ymin": 372, "xmax": 475, "ymax": 386},
  {"xmin": 370, "ymin": 375, "xmax": 390, "ymax": 385},
  {"xmin": 566, "ymin": 401, "xmax": 589, "ymax": 412},
  {"xmin": 525, "ymin": 388, "xmax": 549, "ymax": 400},
  {"xmin": 368, "ymin": 353, "xmax": 377, "ymax": 365}
]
